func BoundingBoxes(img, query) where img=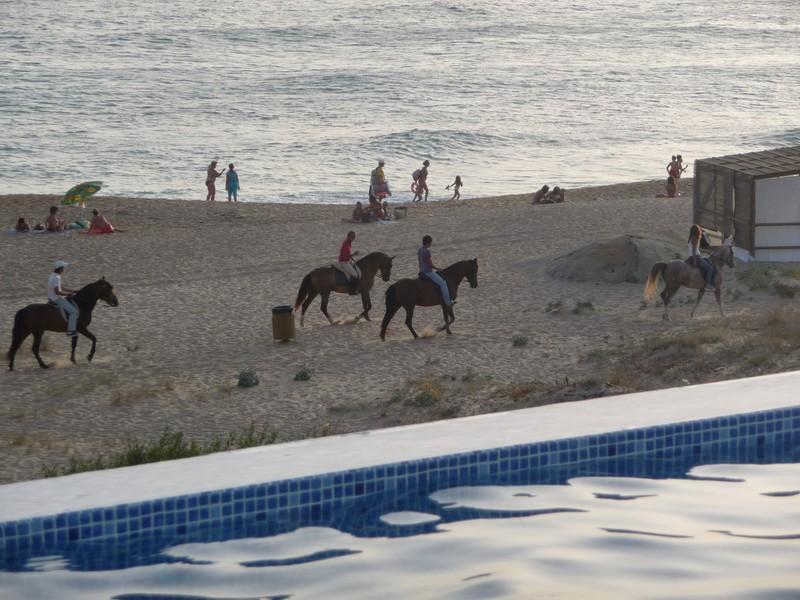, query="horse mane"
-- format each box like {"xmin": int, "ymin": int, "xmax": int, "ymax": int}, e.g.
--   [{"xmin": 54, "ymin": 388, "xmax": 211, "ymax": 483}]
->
[
  {"xmin": 72, "ymin": 279, "xmax": 108, "ymax": 309},
  {"xmin": 441, "ymin": 259, "xmax": 476, "ymax": 276},
  {"xmin": 356, "ymin": 251, "xmax": 388, "ymax": 265}
]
